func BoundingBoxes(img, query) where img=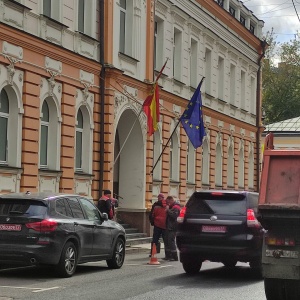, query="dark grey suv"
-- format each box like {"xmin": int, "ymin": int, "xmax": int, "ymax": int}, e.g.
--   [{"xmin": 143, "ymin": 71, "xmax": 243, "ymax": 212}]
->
[
  {"xmin": 176, "ymin": 190, "xmax": 263, "ymax": 276},
  {"xmin": 0, "ymin": 192, "xmax": 126, "ymax": 277}
]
